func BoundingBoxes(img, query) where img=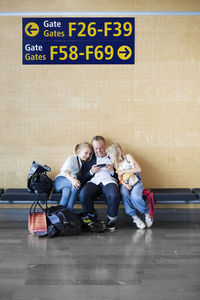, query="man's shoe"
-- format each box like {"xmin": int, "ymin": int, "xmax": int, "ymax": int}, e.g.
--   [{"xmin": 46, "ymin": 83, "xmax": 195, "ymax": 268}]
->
[
  {"xmin": 82, "ymin": 216, "xmax": 93, "ymax": 224},
  {"xmin": 81, "ymin": 214, "xmax": 106, "ymax": 233},
  {"xmin": 132, "ymin": 216, "xmax": 146, "ymax": 229},
  {"xmin": 88, "ymin": 213, "xmax": 97, "ymax": 220},
  {"xmin": 106, "ymin": 219, "xmax": 116, "ymax": 232},
  {"xmin": 87, "ymin": 220, "xmax": 106, "ymax": 233},
  {"xmin": 145, "ymin": 214, "xmax": 153, "ymax": 228},
  {"xmin": 80, "ymin": 213, "xmax": 97, "ymax": 223}
]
